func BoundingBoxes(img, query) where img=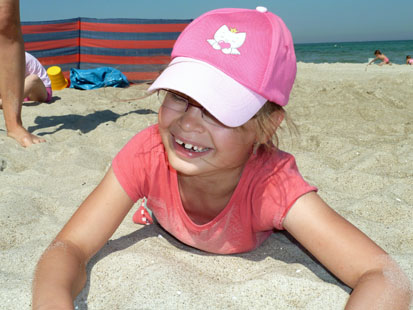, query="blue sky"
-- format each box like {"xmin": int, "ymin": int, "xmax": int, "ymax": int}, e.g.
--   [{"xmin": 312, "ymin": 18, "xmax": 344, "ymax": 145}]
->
[{"xmin": 20, "ymin": 0, "xmax": 412, "ymax": 44}]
